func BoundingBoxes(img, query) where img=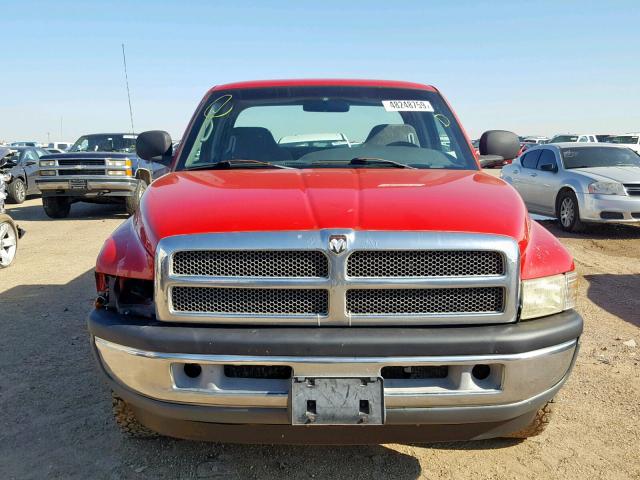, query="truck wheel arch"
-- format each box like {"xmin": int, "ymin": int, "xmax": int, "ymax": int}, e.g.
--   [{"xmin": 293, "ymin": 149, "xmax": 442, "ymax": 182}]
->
[{"xmin": 136, "ymin": 169, "xmax": 152, "ymax": 186}]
